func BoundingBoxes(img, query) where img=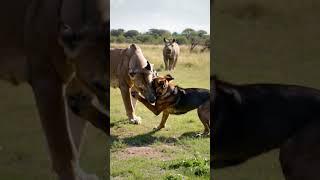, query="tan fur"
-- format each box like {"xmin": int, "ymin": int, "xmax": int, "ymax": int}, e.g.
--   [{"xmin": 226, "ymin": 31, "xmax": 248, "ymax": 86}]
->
[
  {"xmin": 163, "ymin": 38, "xmax": 180, "ymax": 71},
  {"xmin": 0, "ymin": 0, "xmax": 108, "ymax": 179},
  {"xmin": 110, "ymin": 44, "xmax": 156, "ymax": 124}
]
